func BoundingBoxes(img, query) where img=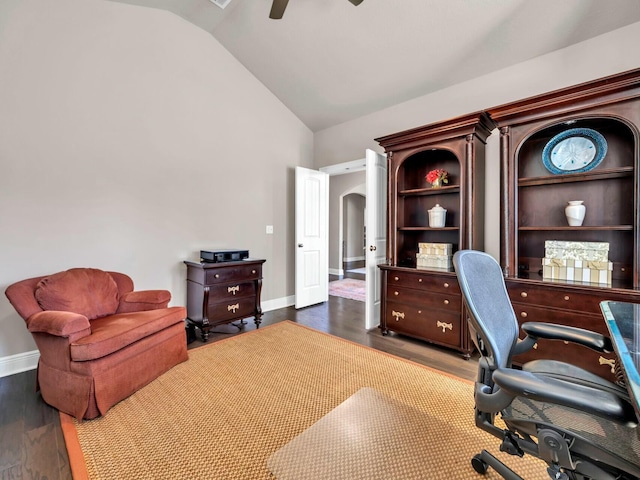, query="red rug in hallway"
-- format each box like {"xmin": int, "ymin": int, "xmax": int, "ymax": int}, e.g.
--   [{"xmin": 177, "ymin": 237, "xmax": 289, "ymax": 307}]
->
[{"xmin": 328, "ymin": 278, "xmax": 365, "ymax": 302}]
